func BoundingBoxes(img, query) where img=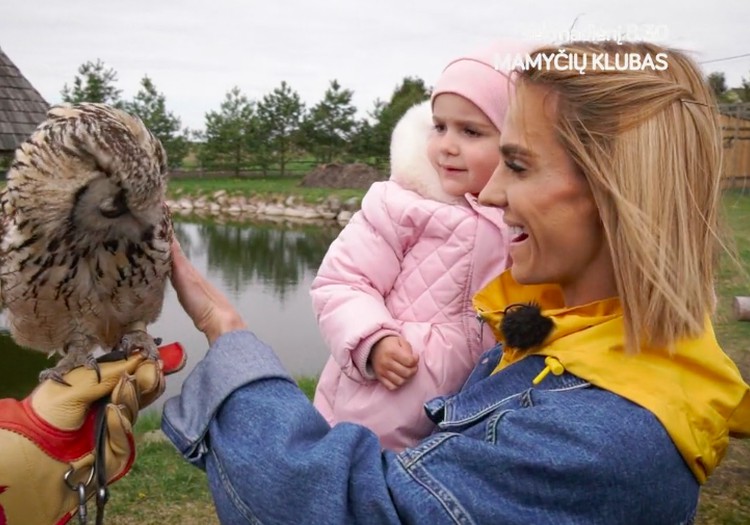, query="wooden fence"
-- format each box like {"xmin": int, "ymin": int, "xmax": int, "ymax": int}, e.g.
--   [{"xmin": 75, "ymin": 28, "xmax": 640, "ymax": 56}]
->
[{"xmin": 721, "ymin": 103, "xmax": 750, "ymax": 189}]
